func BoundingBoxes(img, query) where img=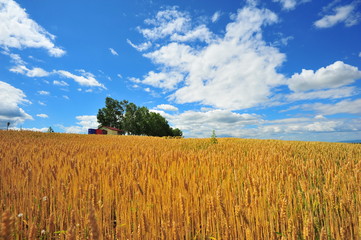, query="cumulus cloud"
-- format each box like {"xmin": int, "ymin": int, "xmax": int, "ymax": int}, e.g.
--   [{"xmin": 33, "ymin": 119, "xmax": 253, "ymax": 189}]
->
[
  {"xmin": 56, "ymin": 70, "xmax": 106, "ymax": 88},
  {"xmin": 0, "ymin": 0, "xmax": 65, "ymax": 56},
  {"xmin": 273, "ymin": 0, "xmax": 310, "ymax": 10},
  {"xmin": 36, "ymin": 113, "xmax": 48, "ymax": 118},
  {"xmin": 0, "ymin": 81, "xmax": 32, "ymax": 128},
  {"xmin": 138, "ymin": 7, "xmax": 215, "ymax": 43},
  {"xmin": 130, "ymin": 70, "xmax": 184, "ymax": 90},
  {"xmin": 138, "ymin": 7, "xmax": 191, "ymax": 40},
  {"xmin": 132, "ymin": 5, "xmax": 286, "ymax": 110},
  {"xmin": 156, "ymin": 104, "xmax": 178, "ymax": 111},
  {"xmin": 288, "ymin": 61, "xmax": 361, "ymax": 92},
  {"xmin": 9, "ymin": 65, "xmax": 50, "ymax": 77},
  {"xmin": 61, "ymin": 115, "xmax": 98, "ymax": 133},
  {"xmin": 314, "ymin": 3, "xmax": 361, "ymax": 28},
  {"xmin": 109, "ymin": 48, "xmax": 119, "ymax": 56}
]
